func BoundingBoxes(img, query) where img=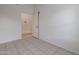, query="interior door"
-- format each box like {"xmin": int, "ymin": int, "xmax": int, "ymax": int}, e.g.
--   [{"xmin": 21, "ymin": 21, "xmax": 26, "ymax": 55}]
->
[{"xmin": 21, "ymin": 13, "xmax": 32, "ymax": 39}]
